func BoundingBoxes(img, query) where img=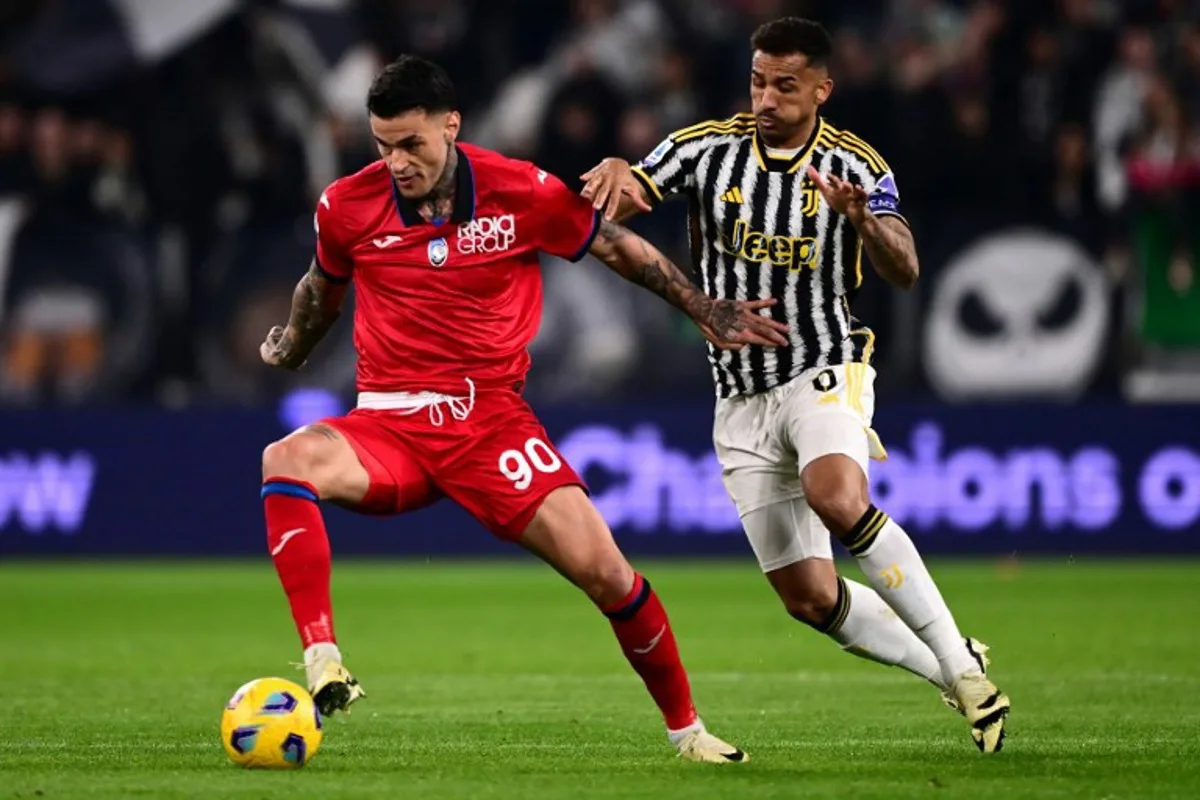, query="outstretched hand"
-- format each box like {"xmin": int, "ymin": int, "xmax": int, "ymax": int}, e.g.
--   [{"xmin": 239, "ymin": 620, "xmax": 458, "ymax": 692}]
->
[
  {"xmin": 807, "ymin": 165, "xmax": 870, "ymax": 225},
  {"xmin": 581, "ymin": 158, "xmax": 653, "ymax": 221},
  {"xmin": 694, "ymin": 298, "xmax": 791, "ymax": 351}
]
